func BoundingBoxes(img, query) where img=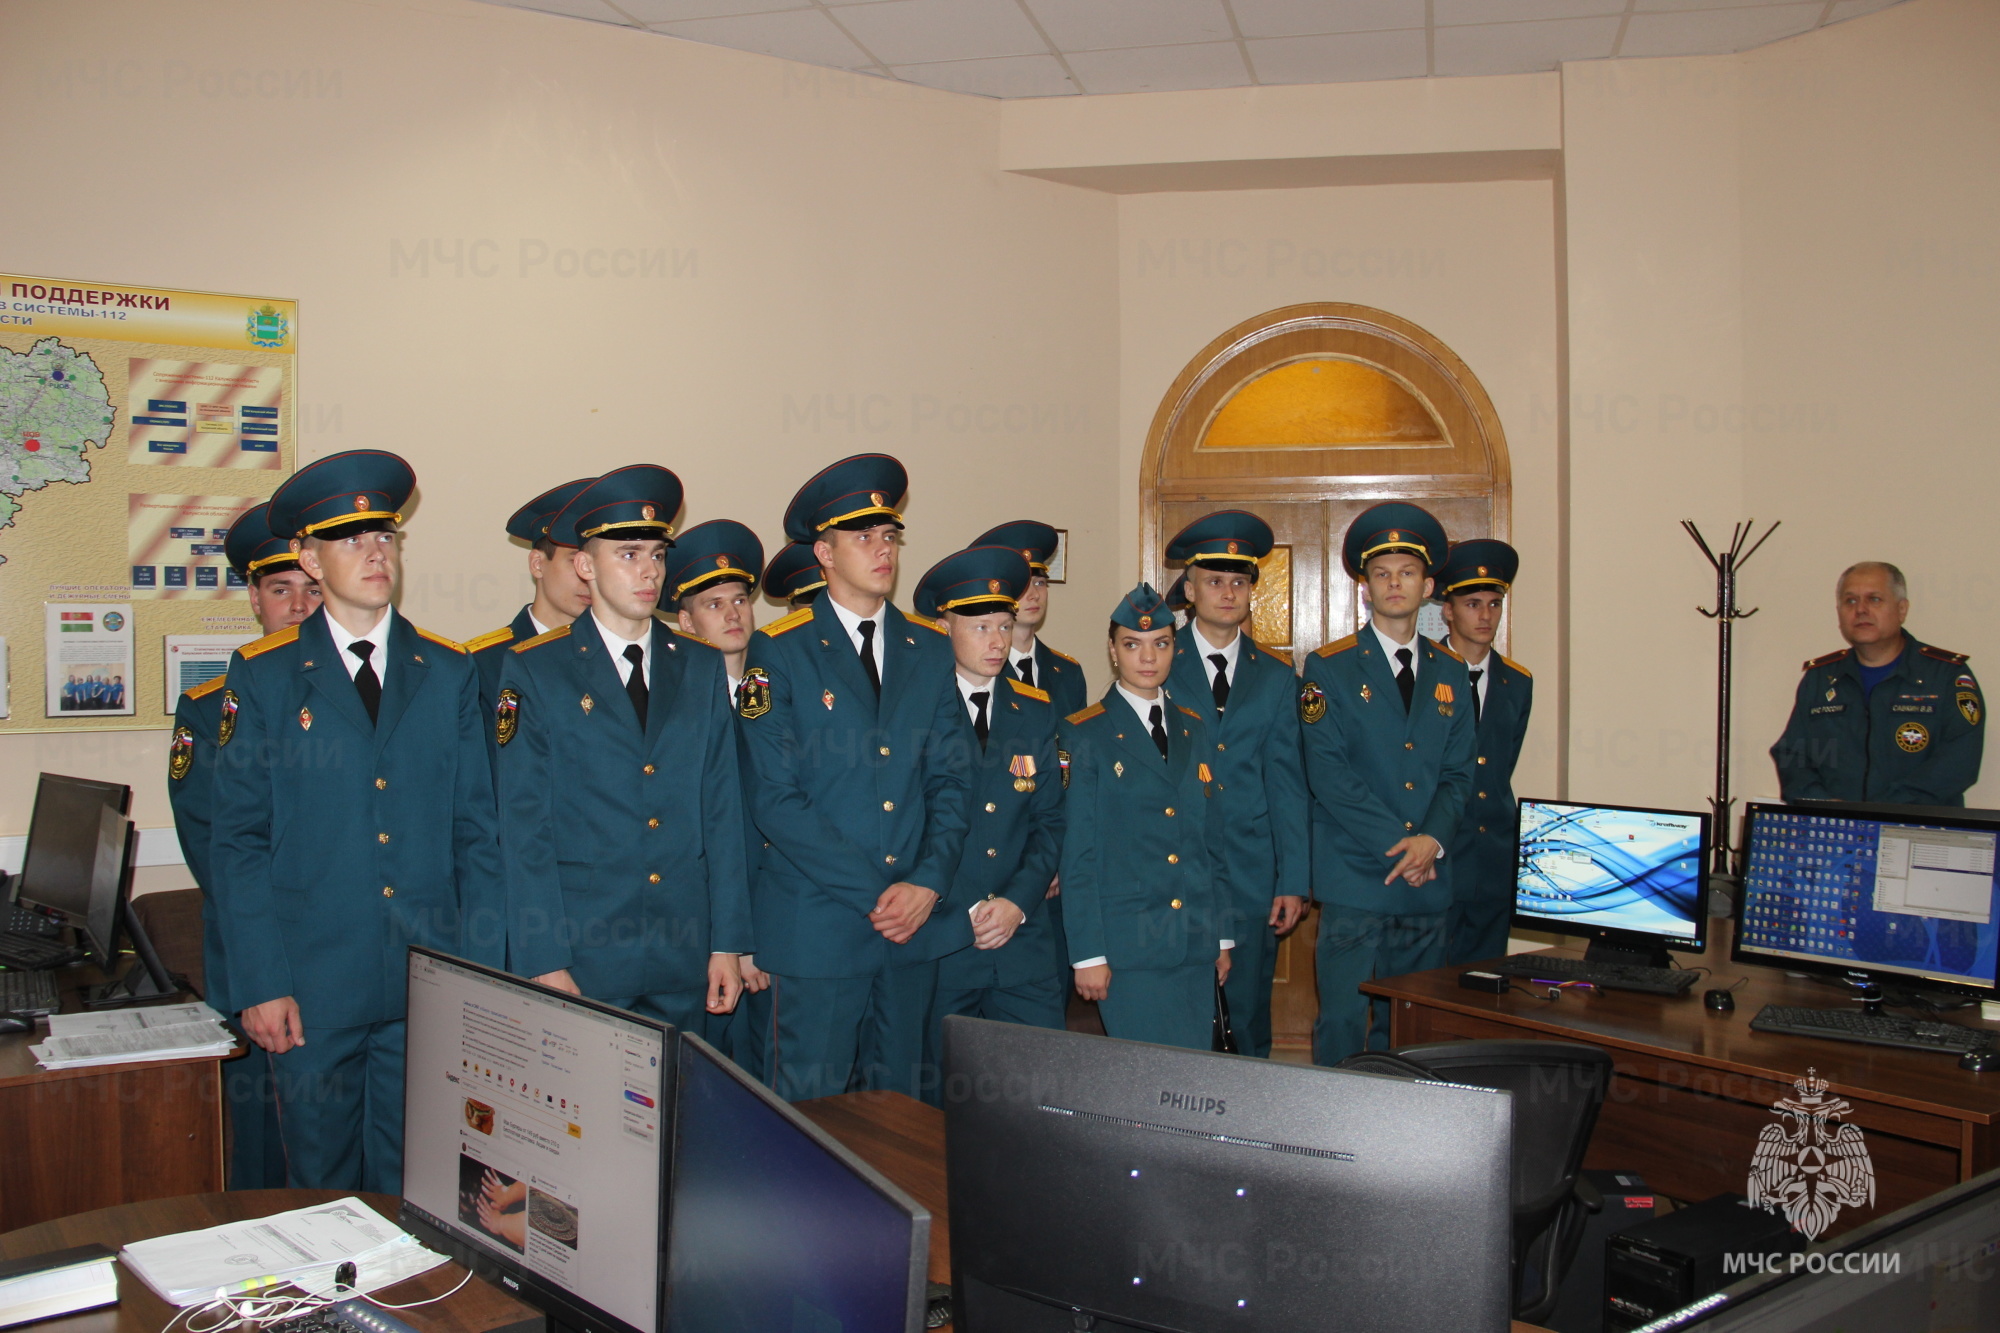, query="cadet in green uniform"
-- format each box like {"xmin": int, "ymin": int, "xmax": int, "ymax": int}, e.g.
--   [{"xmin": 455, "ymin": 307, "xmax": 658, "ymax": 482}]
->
[
  {"xmin": 209, "ymin": 450, "xmax": 506, "ymax": 1193},
  {"xmin": 974, "ymin": 520, "xmax": 1089, "ymax": 719},
  {"xmin": 498, "ymin": 466, "xmax": 750, "ymax": 1032},
  {"xmin": 1433, "ymin": 540, "xmax": 1534, "ymax": 966},
  {"xmin": 666, "ymin": 519, "xmax": 769, "ymax": 1068},
  {"xmin": 1772, "ymin": 561, "xmax": 1984, "ymax": 804},
  {"xmin": 1163, "ymin": 511, "xmax": 1308, "ymax": 1058},
  {"xmin": 761, "ymin": 539, "xmax": 827, "ymax": 611},
  {"xmin": 913, "ymin": 546, "xmax": 1067, "ymax": 1082},
  {"xmin": 1300, "ymin": 503, "xmax": 1475, "ymax": 1065},
  {"xmin": 737, "ymin": 455, "xmax": 969, "ymax": 1101},
  {"xmin": 465, "ymin": 477, "xmax": 595, "ymax": 717},
  {"xmin": 1060, "ymin": 584, "xmax": 1231, "ymax": 1051},
  {"xmin": 167, "ymin": 502, "xmax": 319, "ymax": 1189}
]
